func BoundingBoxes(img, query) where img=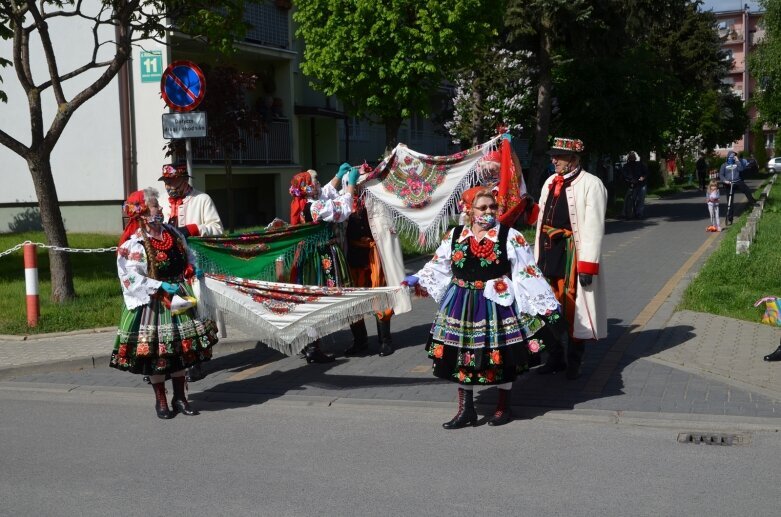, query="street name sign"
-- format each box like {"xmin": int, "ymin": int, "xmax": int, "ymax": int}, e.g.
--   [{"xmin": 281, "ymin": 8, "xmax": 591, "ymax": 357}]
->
[
  {"xmin": 160, "ymin": 60, "xmax": 206, "ymax": 112},
  {"xmin": 162, "ymin": 112, "xmax": 207, "ymax": 139}
]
